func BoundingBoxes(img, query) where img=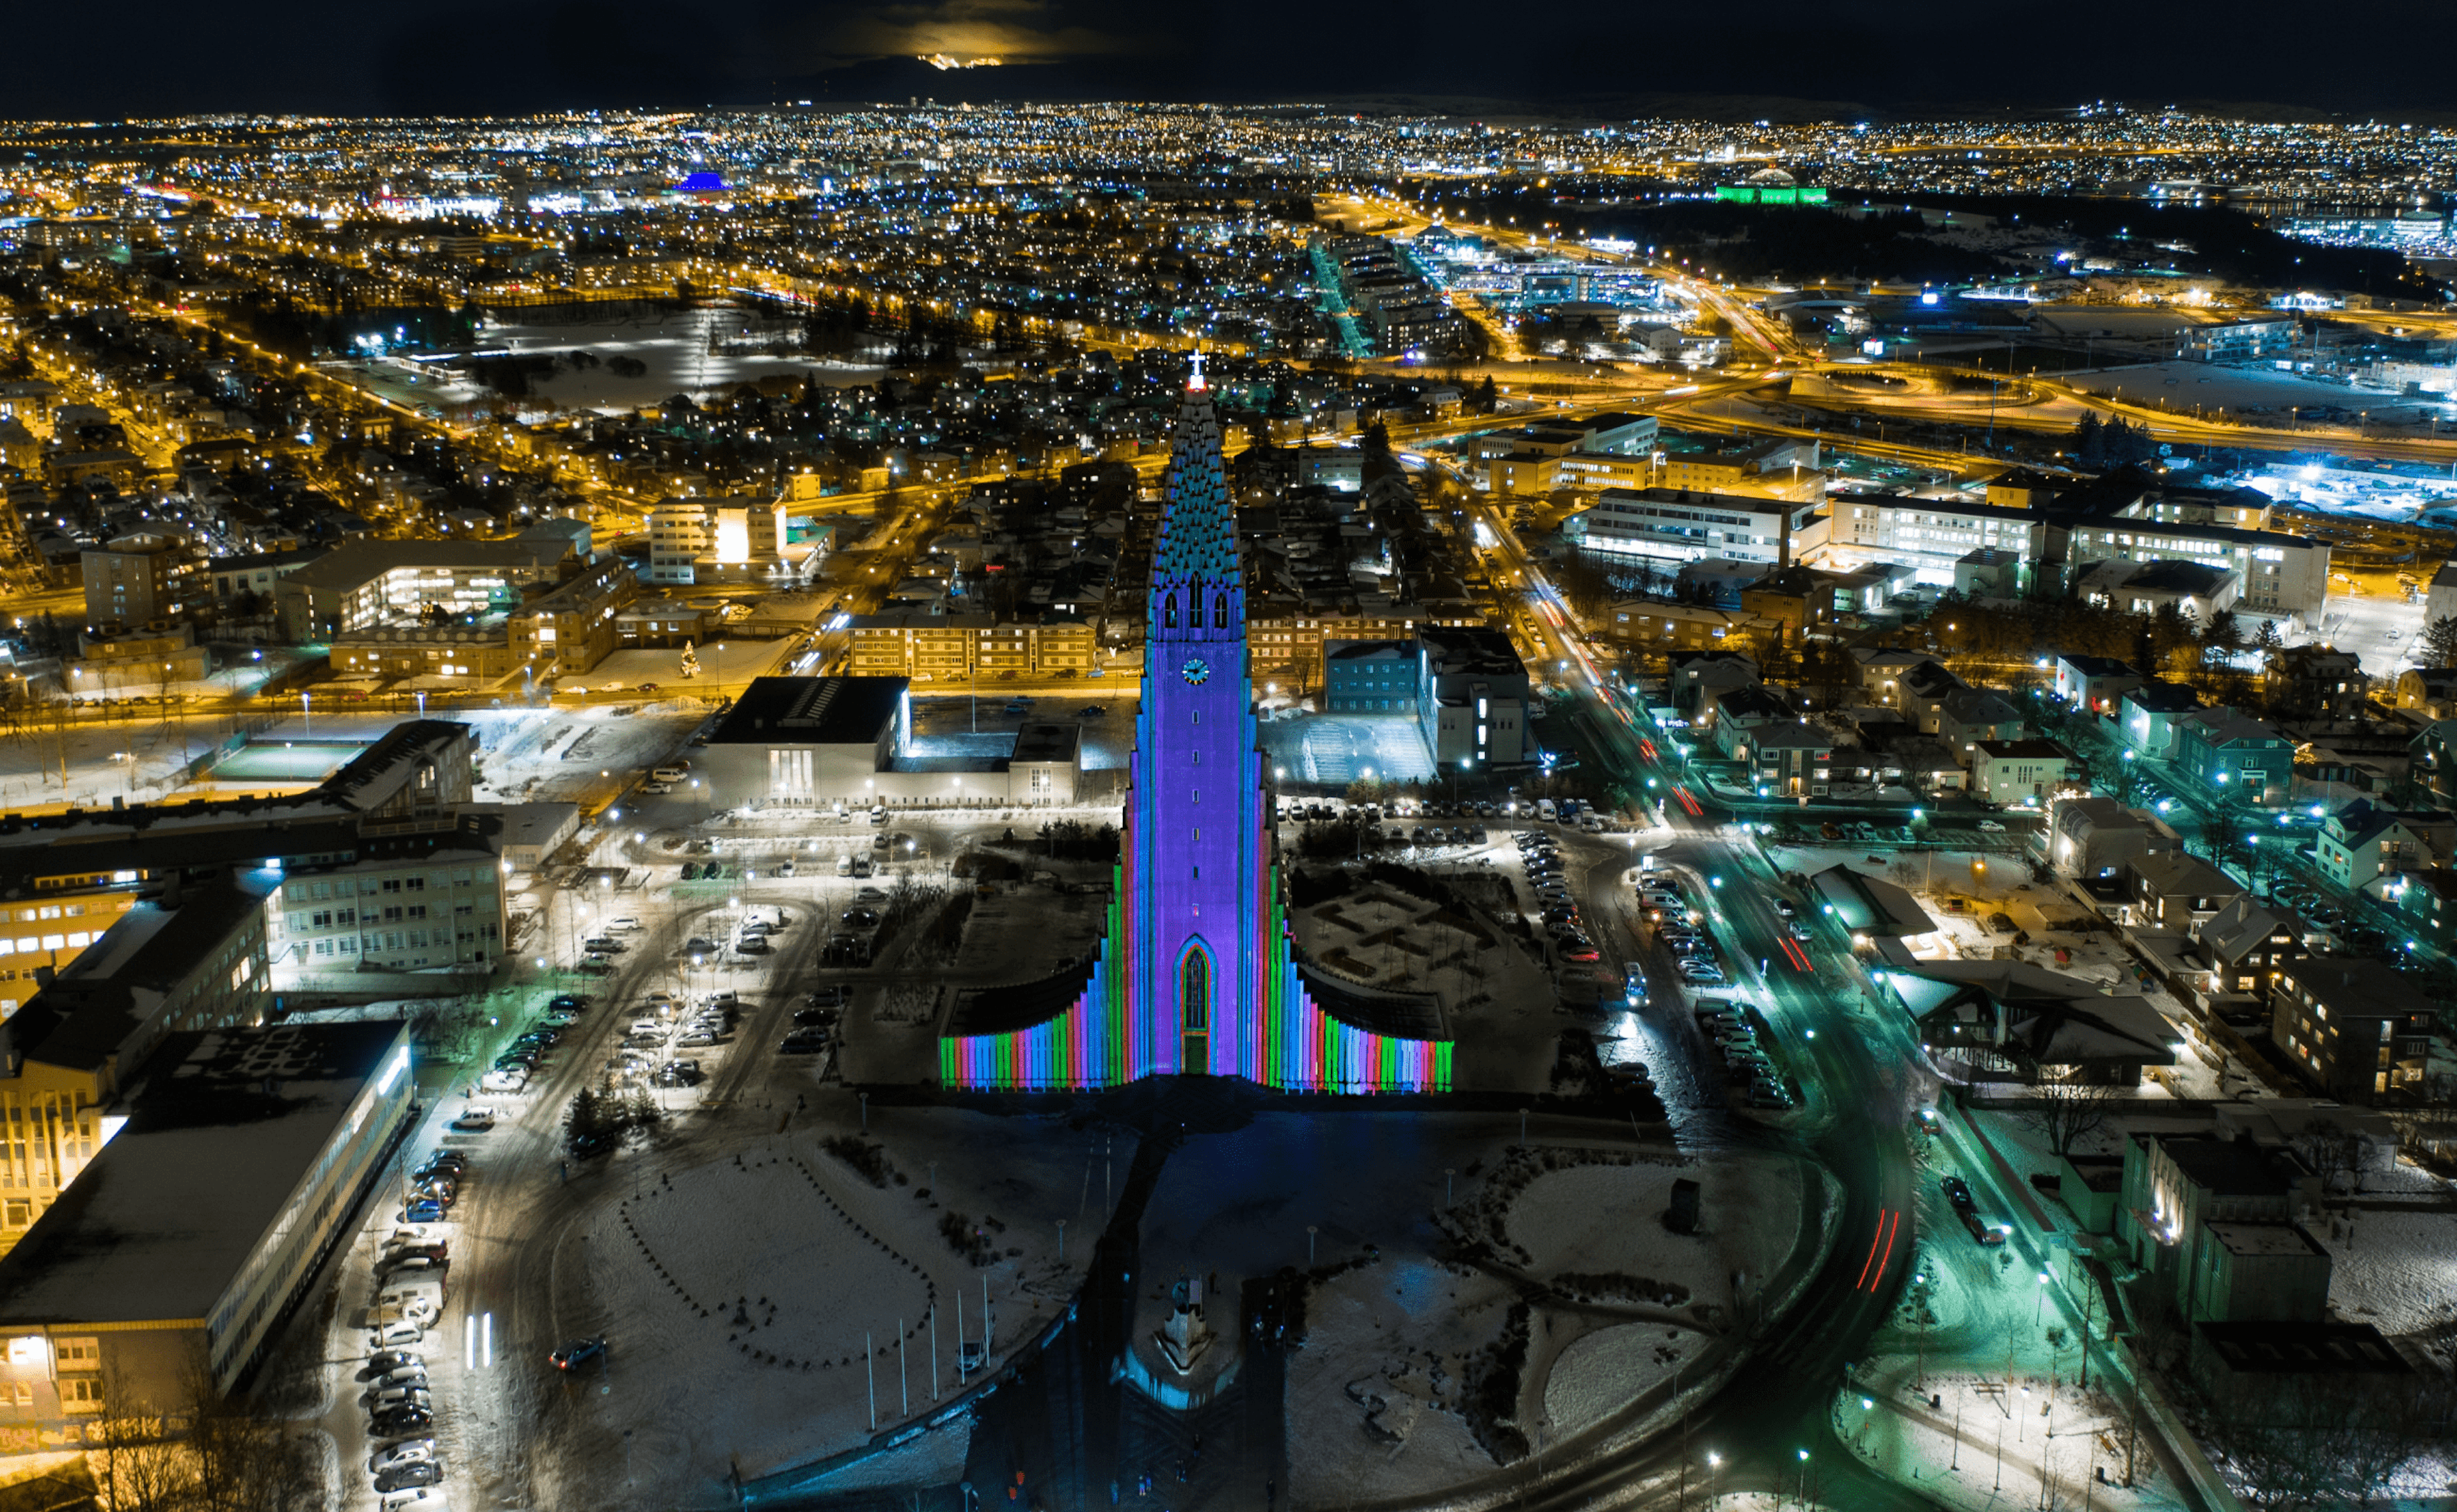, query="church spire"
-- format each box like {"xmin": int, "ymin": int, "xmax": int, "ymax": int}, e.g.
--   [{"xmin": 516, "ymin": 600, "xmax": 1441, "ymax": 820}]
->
[{"xmin": 1150, "ymin": 360, "xmax": 1239, "ymax": 595}]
